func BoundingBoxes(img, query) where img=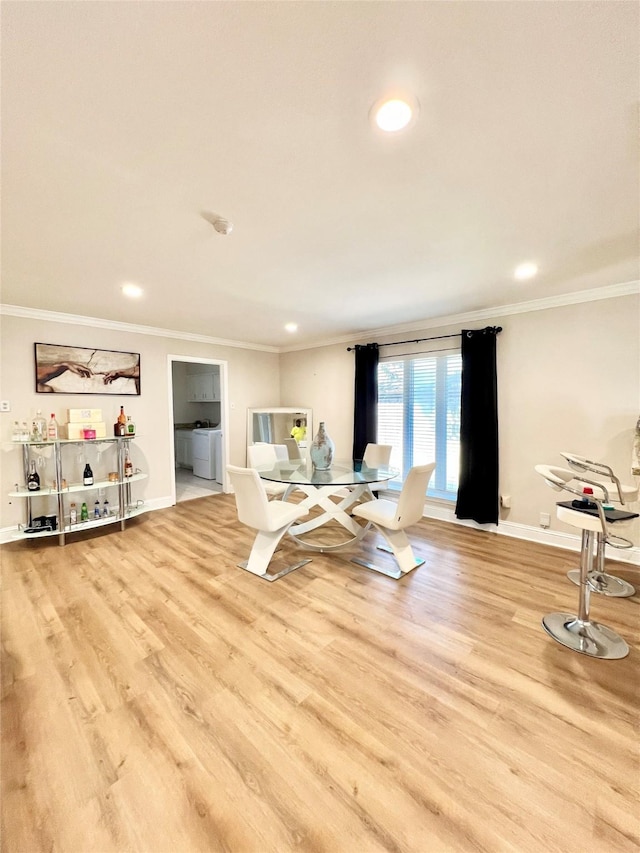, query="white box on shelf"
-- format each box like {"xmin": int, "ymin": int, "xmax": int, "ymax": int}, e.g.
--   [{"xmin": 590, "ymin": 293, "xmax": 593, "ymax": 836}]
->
[{"xmin": 67, "ymin": 408, "xmax": 103, "ymax": 423}]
